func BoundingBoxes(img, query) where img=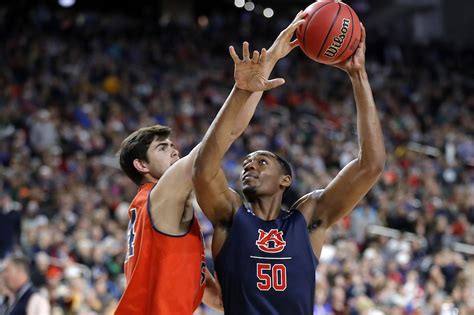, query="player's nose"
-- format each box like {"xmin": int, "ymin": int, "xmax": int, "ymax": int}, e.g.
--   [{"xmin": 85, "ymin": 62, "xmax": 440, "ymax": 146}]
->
[
  {"xmin": 243, "ymin": 161, "xmax": 256, "ymax": 172},
  {"xmin": 171, "ymin": 148, "xmax": 179, "ymax": 158}
]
